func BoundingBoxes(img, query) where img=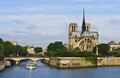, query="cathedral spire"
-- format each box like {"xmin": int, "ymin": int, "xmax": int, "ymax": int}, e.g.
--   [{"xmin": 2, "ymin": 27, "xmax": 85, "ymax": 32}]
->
[{"xmin": 81, "ymin": 8, "xmax": 86, "ymax": 34}]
